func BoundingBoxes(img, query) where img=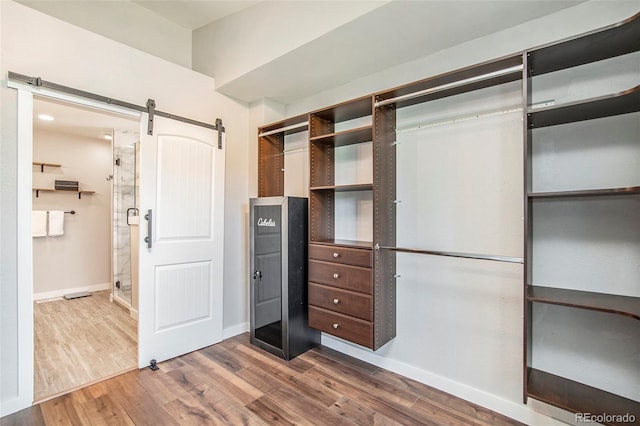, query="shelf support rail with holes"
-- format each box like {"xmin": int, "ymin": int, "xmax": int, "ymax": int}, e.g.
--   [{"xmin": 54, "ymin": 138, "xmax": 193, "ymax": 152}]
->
[{"xmin": 375, "ymin": 244, "xmax": 523, "ymax": 264}]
